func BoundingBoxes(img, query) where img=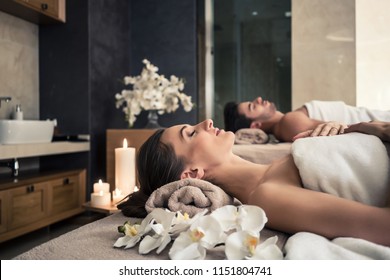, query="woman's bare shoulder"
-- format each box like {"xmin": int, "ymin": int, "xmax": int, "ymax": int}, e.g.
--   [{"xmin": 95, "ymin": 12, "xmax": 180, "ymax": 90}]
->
[{"xmin": 261, "ymin": 155, "xmax": 302, "ymax": 186}]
